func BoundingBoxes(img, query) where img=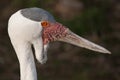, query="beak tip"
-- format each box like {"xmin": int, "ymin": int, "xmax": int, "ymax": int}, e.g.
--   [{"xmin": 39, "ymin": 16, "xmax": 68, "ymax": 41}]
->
[
  {"xmin": 101, "ymin": 49, "xmax": 111, "ymax": 54},
  {"xmin": 106, "ymin": 51, "xmax": 111, "ymax": 54}
]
